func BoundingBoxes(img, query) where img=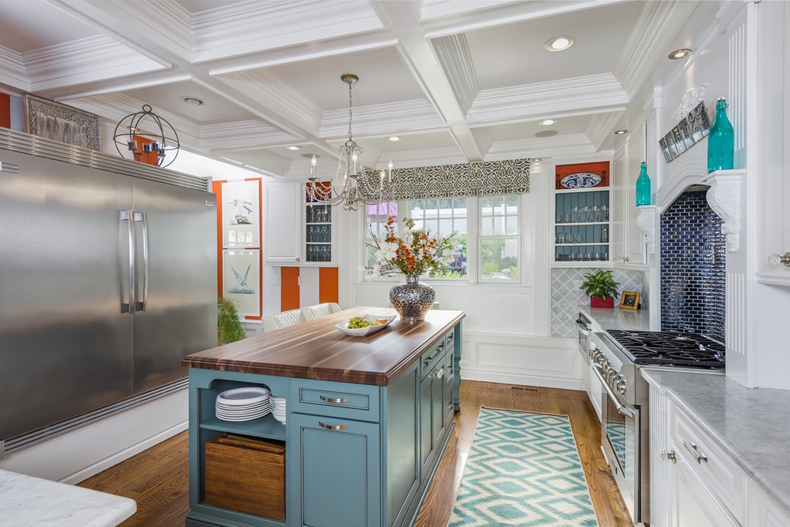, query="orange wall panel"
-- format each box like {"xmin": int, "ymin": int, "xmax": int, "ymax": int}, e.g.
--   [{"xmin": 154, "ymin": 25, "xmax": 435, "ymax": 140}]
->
[
  {"xmin": 319, "ymin": 267, "xmax": 339, "ymax": 304},
  {"xmin": 212, "ymin": 180, "xmax": 224, "ymax": 298},
  {"xmin": 0, "ymin": 93, "xmax": 10, "ymax": 129},
  {"xmin": 281, "ymin": 267, "xmax": 300, "ymax": 311}
]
